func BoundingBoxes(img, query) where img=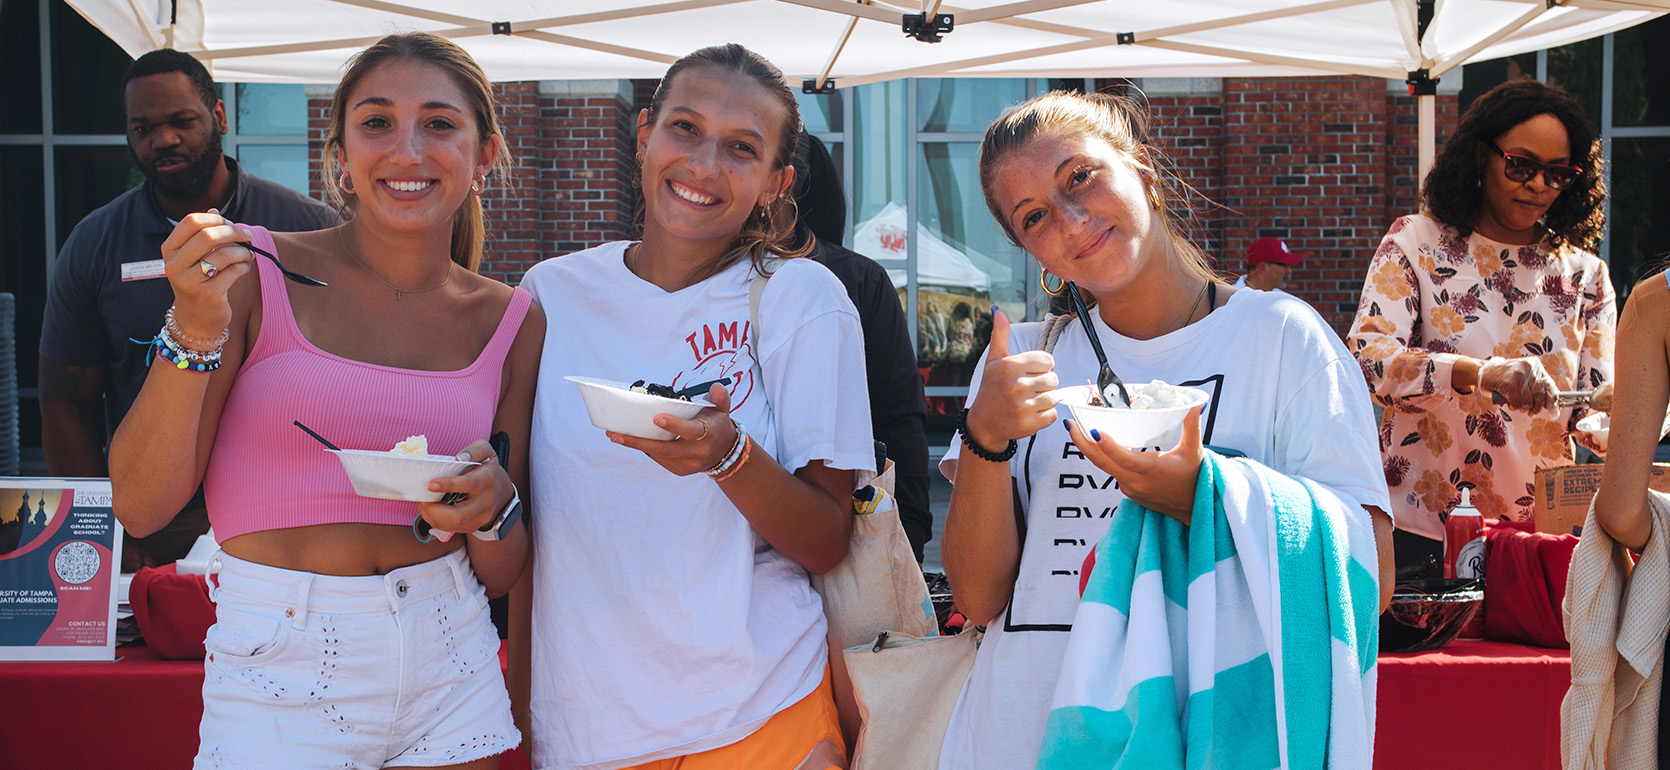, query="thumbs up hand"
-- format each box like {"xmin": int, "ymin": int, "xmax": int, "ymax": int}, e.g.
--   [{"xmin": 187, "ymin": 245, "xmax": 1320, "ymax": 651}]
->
[{"xmin": 962, "ymin": 307, "xmax": 1060, "ymax": 459}]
